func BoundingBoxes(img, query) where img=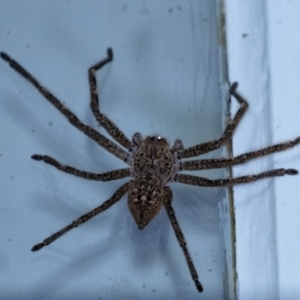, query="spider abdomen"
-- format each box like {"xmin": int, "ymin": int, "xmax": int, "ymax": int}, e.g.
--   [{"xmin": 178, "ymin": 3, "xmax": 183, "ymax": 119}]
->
[{"xmin": 128, "ymin": 173, "xmax": 165, "ymax": 229}]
